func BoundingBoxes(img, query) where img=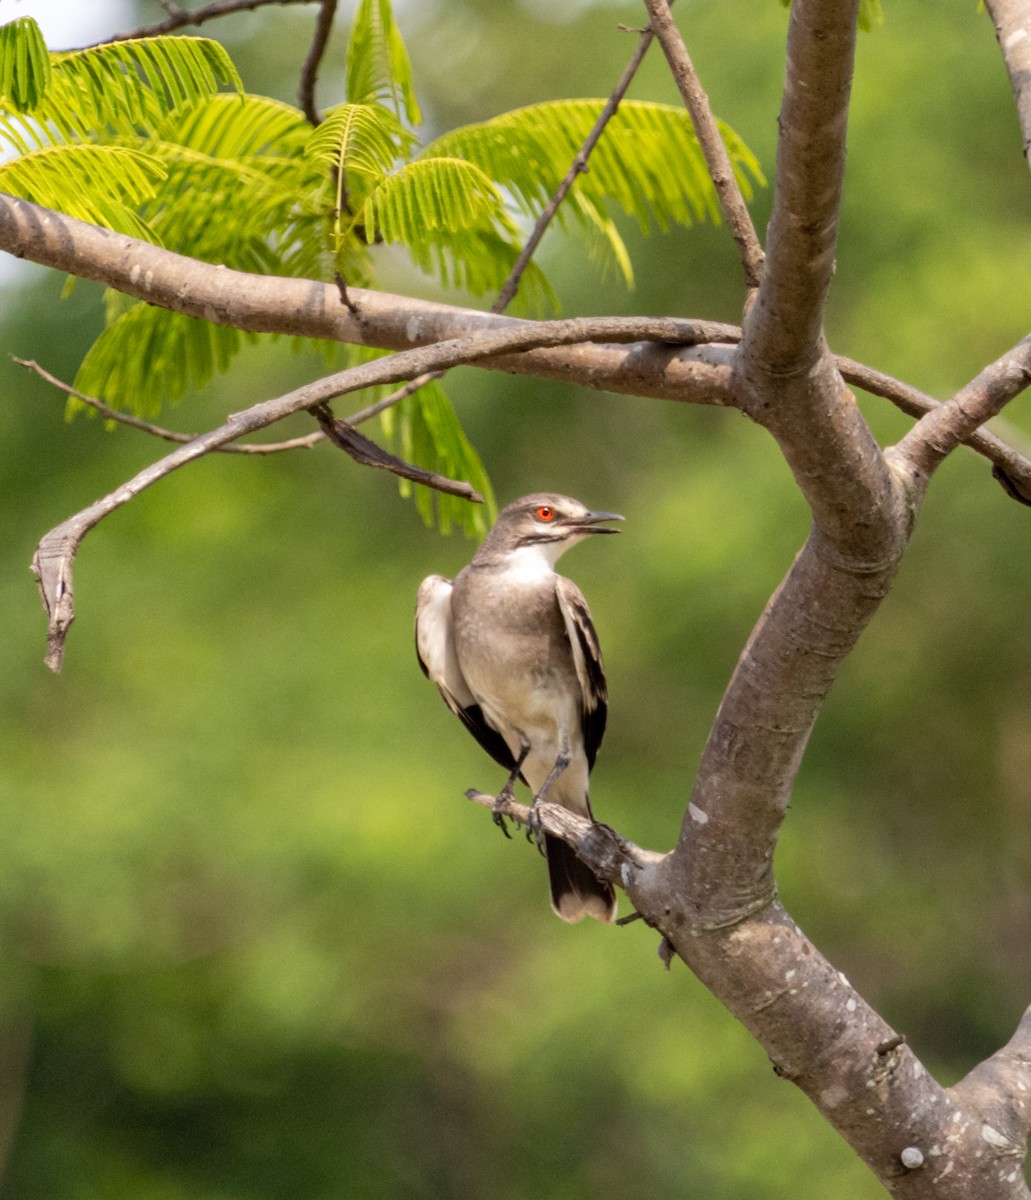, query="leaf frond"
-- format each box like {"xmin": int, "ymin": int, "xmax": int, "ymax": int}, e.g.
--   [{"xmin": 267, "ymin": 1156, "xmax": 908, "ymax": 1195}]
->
[
  {"xmin": 154, "ymin": 92, "xmax": 310, "ymax": 160},
  {"xmin": 74, "ymin": 303, "xmax": 252, "ymax": 416},
  {"xmin": 345, "ymin": 0, "xmax": 421, "ymax": 125},
  {"xmin": 423, "ymin": 99, "xmax": 765, "ymax": 236},
  {"xmin": 0, "ymin": 144, "xmax": 164, "ymax": 240},
  {"xmin": 32, "ymin": 36, "xmax": 243, "ymax": 142},
  {"xmin": 306, "ymin": 102, "xmax": 412, "ymax": 183},
  {"xmin": 0, "ymin": 16, "xmax": 52, "ymax": 112},
  {"xmin": 382, "ymin": 379, "xmax": 495, "ymax": 536},
  {"xmin": 357, "ymin": 157, "xmax": 504, "ymax": 245}
]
